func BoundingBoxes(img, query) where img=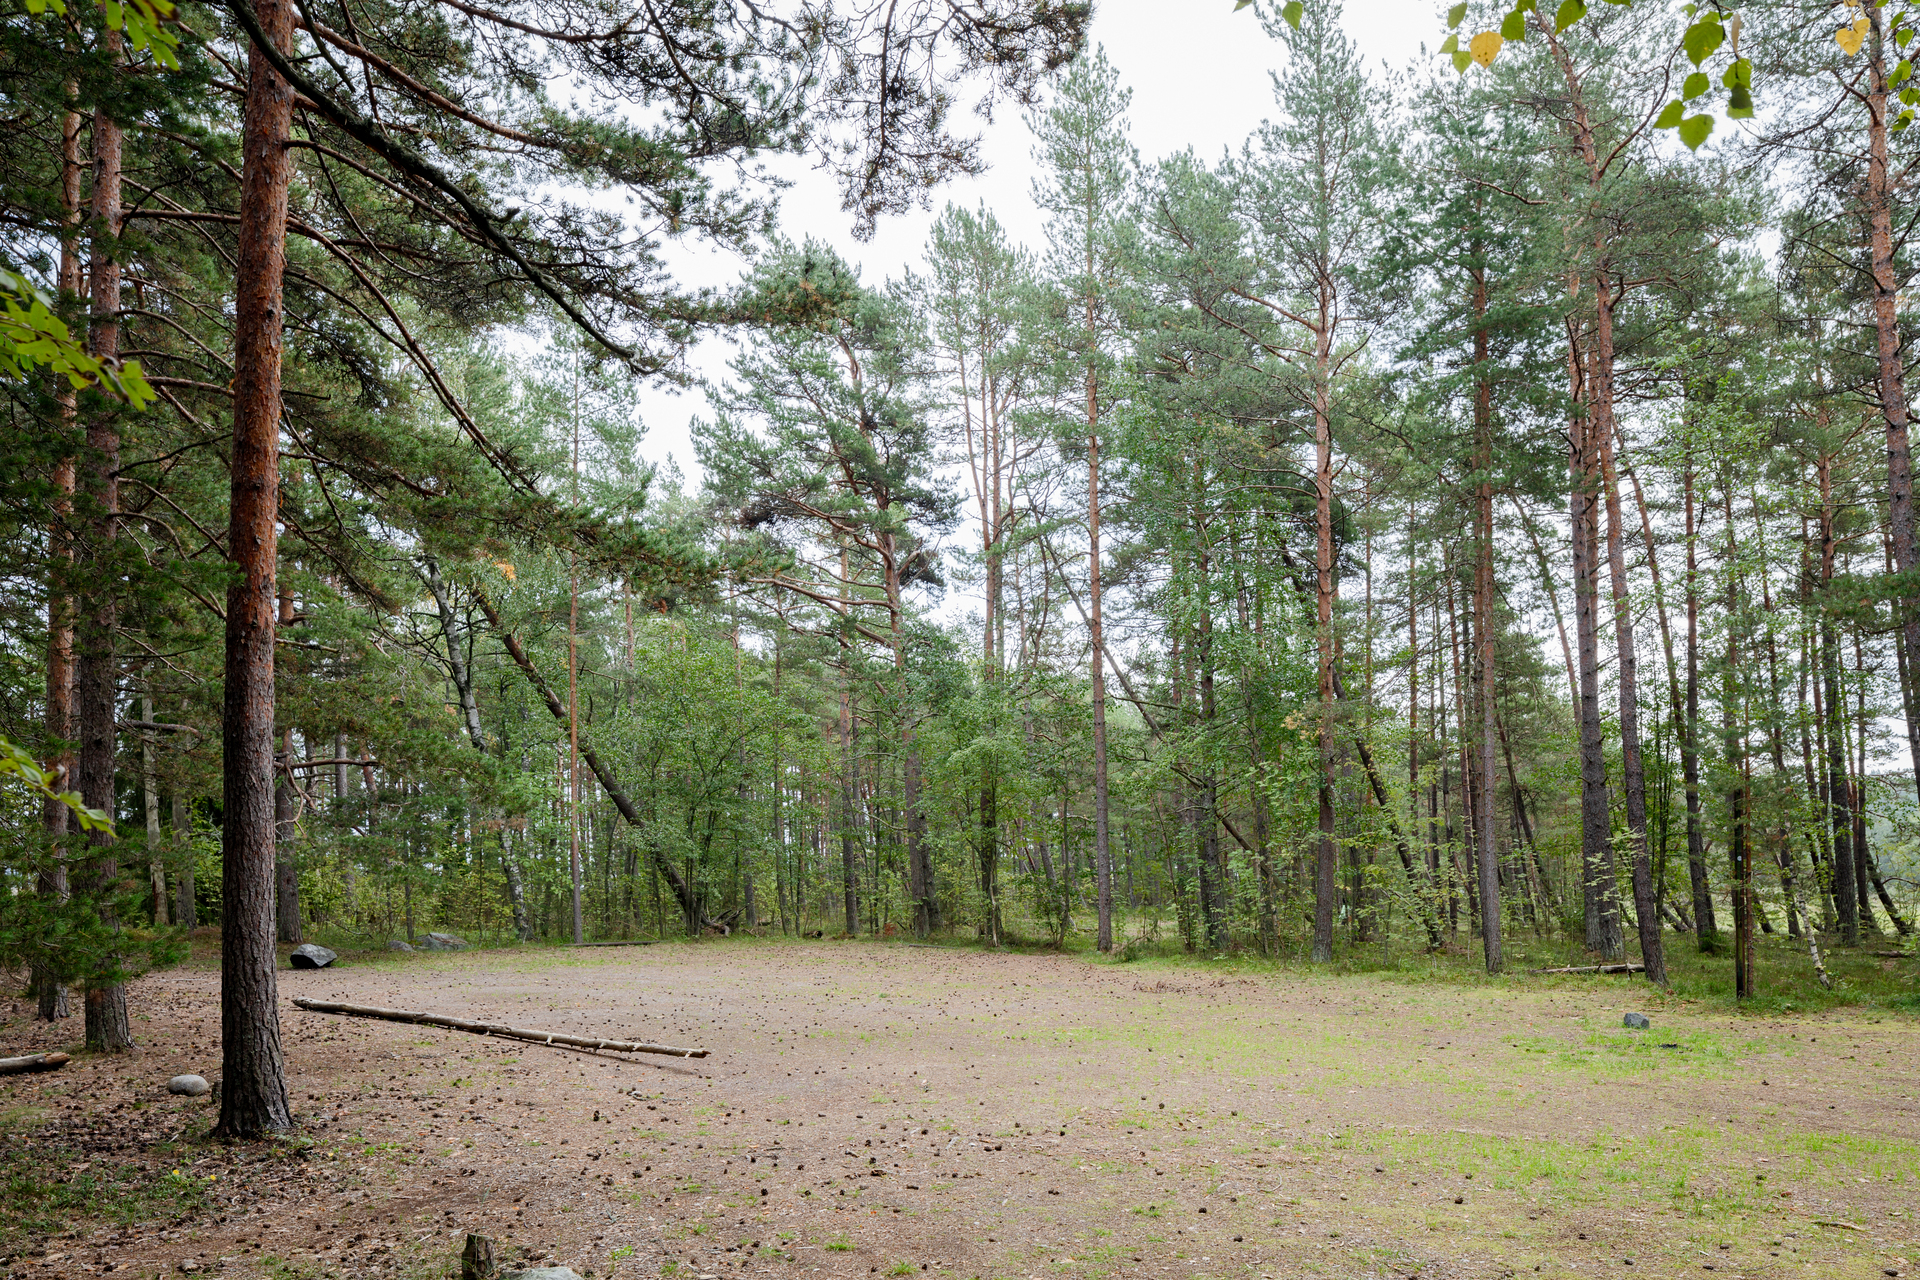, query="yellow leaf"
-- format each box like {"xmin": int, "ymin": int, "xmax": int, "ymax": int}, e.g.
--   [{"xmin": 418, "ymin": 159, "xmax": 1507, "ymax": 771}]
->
[
  {"xmin": 1838, "ymin": 21, "xmax": 1866, "ymax": 55},
  {"xmin": 494, "ymin": 560, "xmax": 517, "ymax": 581},
  {"xmin": 1469, "ymin": 29, "xmax": 1504, "ymax": 66}
]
